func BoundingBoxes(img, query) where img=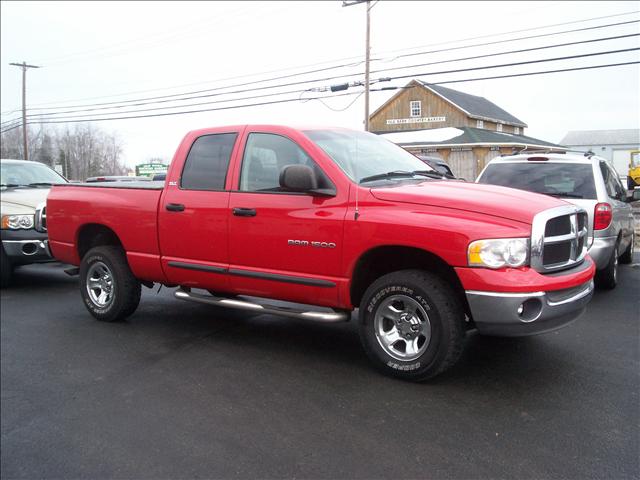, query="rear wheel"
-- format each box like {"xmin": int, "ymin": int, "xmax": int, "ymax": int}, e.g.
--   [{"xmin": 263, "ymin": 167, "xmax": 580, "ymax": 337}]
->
[
  {"xmin": 358, "ymin": 269, "xmax": 465, "ymax": 381},
  {"xmin": 0, "ymin": 246, "xmax": 12, "ymax": 288},
  {"xmin": 80, "ymin": 246, "xmax": 141, "ymax": 322},
  {"xmin": 619, "ymin": 233, "xmax": 635, "ymax": 264},
  {"xmin": 595, "ymin": 244, "xmax": 619, "ymax": 290}
]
